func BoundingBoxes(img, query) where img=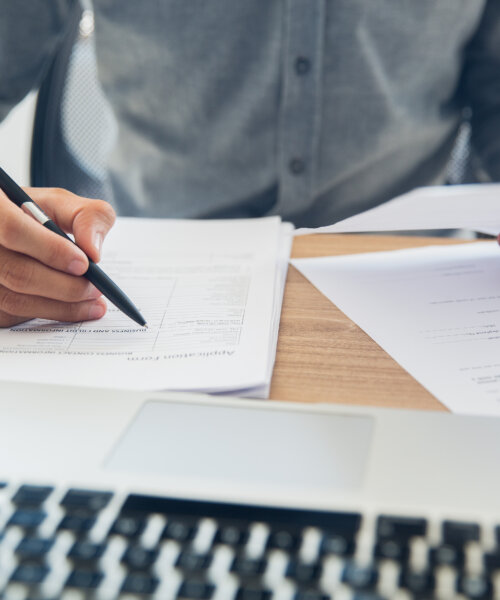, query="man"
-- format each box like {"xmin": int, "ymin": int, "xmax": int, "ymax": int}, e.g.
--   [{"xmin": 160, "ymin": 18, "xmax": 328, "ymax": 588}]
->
[{"xmin": 0, "ymin": 0, "xmax": 499, "ymax": 327}]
